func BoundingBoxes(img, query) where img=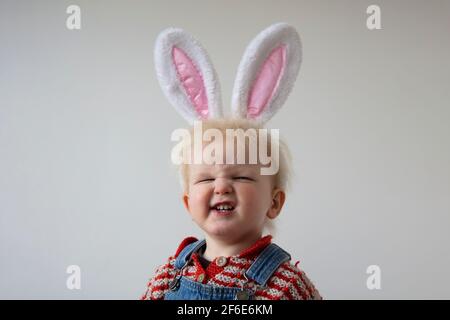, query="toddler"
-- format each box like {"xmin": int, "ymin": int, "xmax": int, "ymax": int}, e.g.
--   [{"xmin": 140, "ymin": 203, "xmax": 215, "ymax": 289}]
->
[{"xmin": 142, "ymin": 23, "xmax": 321, "ymax": 300}]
